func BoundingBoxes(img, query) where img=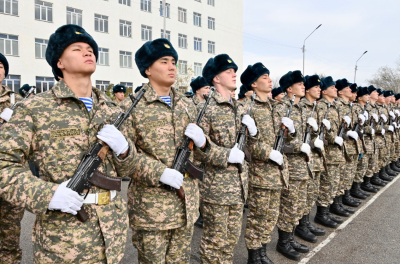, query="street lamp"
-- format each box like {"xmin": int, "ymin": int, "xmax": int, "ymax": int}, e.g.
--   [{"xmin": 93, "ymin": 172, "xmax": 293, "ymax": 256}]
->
[
  {"xmin": 354, "ymin": 51, "xmax": 368, "ymax": 83},
  {"xmin": 302, "ymin": 24, "xmax": 322, "ymax": 75}
]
